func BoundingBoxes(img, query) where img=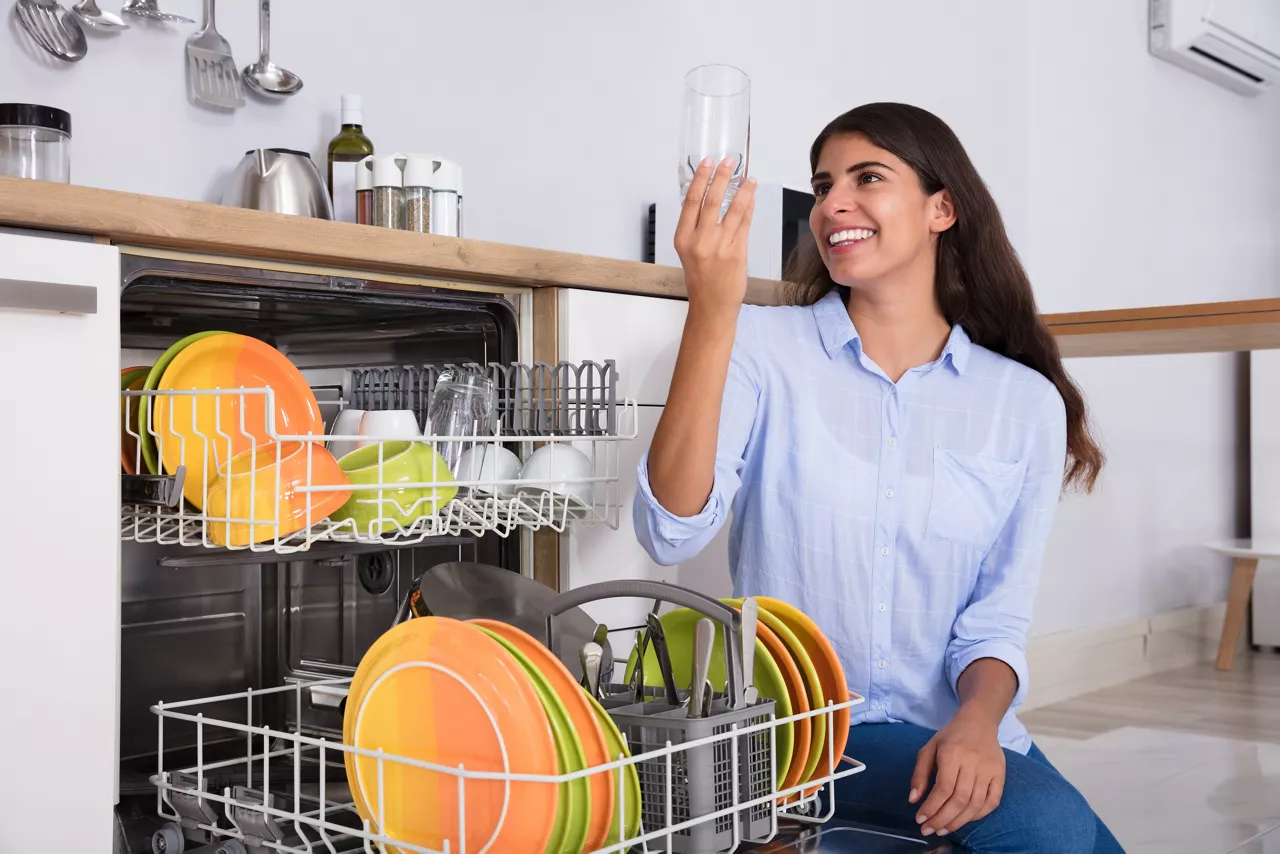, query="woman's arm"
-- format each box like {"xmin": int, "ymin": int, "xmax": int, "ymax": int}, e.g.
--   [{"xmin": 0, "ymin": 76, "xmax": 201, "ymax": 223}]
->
[
  {"xmin": 646, "ymin": 158, "xmax": 756, "ymax": 516},
  {"xmin": 909, "ymin": 384, "xmax": 1069, "ymax": 838}
]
